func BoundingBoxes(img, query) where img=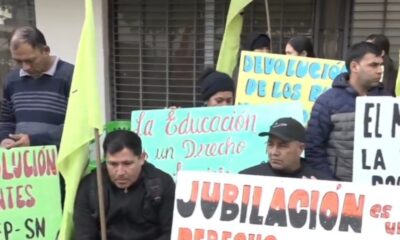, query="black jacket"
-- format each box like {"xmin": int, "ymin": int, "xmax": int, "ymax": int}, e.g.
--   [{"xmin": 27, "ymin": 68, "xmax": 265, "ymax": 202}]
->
[
  {"xmin": 239, "ymin": 159, "xmax": 333, "ymax": 180},
  {"xmin": 73, "ymin": 162, "xmax": 175, "ymax": 240}
]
